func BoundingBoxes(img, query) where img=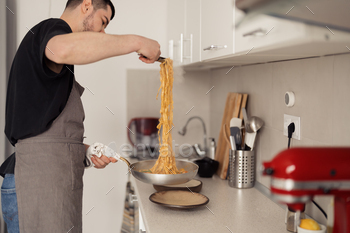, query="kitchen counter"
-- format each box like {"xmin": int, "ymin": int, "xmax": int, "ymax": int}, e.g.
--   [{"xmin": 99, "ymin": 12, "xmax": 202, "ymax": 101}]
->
[{"xmin": 130, "ymin": 172, "xmax": 290, "ymax": 233}]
